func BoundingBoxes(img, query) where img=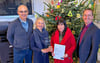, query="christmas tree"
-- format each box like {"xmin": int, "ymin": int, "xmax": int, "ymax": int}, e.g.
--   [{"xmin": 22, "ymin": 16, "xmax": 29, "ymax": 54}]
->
[
  {"xmin": 35, "ymin": 0, "xmax": 95, "ymax": 62},
  {"xmin": 35, "ymin": 0, "xmax": 95, "ymax": 40}
]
